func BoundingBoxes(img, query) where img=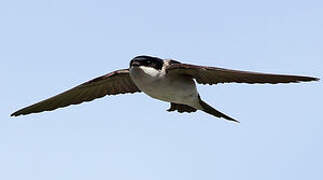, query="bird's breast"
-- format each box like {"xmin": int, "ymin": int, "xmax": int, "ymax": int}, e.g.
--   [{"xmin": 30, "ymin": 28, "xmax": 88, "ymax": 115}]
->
[{"xmin": 129, "ymin": 66, "xmax": 198, "ymax": 104}]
